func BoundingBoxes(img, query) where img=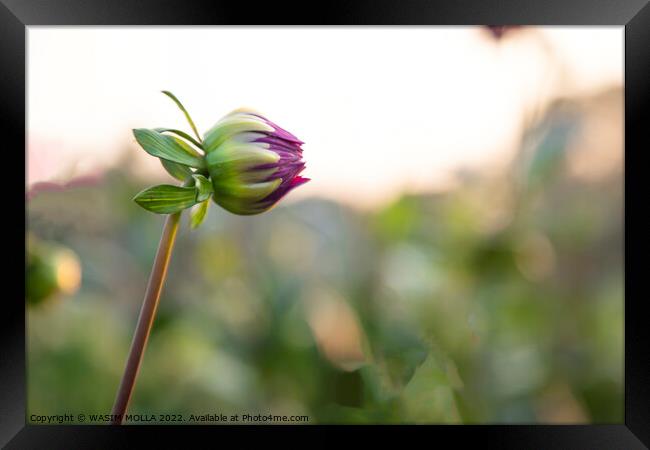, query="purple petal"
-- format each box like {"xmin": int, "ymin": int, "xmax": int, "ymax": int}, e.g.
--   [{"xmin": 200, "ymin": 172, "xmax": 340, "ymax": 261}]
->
[
  {"xmin": 250, "ymin": 114, "xmax": 304, "ymax": 144},
  {"xmin": 256, "ymin": 175, "xmax": 310, "ymax": 210}
]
